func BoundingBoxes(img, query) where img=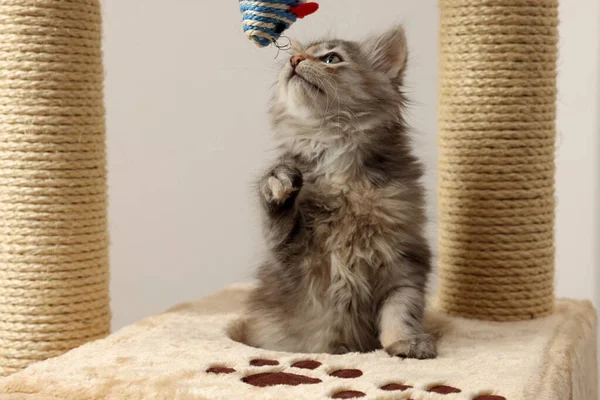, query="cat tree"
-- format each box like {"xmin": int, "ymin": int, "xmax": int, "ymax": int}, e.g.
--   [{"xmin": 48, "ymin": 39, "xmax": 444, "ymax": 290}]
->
[
  {"xmin": 0, "ymin": 0, "xmax": 596, "ymax": 399},
  {"xmin": 0, "ymin": 0, "xmax": 110, "ymax": 377},
  {"xmin": 437, "ymin": 0, "xmax": 556, "ymax": 321}
]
